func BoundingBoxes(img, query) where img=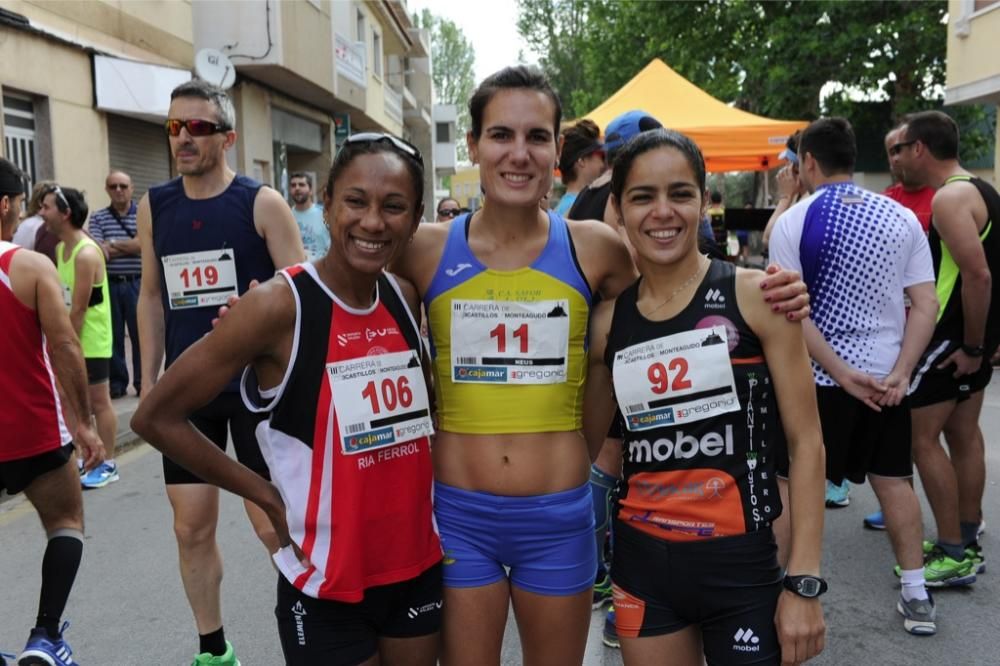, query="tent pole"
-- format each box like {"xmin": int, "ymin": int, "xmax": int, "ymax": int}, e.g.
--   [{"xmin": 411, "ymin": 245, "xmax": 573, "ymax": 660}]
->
[{"xmin": 763, "ymin": 169, "xmax": 770, "ymax": 205}]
